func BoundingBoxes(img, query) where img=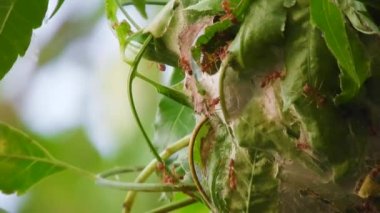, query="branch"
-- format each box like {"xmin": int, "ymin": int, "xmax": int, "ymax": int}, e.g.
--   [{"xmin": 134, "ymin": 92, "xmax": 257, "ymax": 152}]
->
[{"xmin": 123, "ymin": 135, "xmax": 191, "ymax": 212}]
